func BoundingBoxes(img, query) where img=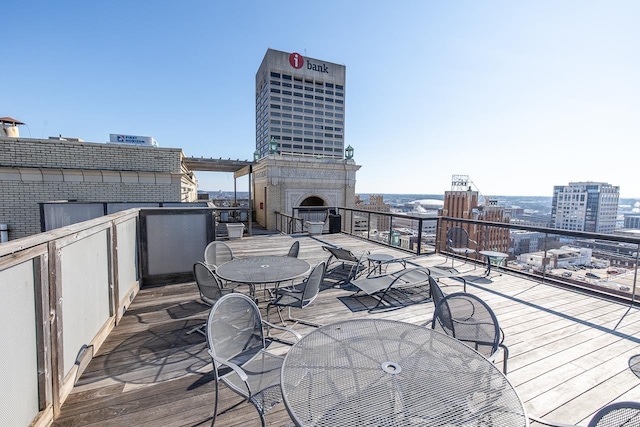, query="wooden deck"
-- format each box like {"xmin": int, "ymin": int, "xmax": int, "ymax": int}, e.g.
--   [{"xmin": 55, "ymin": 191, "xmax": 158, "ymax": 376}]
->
[{"xmin": 51, "ymin": 233, "xmax": 640, "ymax": 426}]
